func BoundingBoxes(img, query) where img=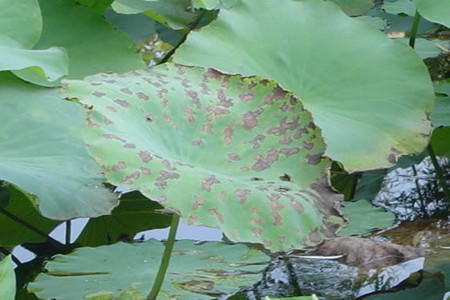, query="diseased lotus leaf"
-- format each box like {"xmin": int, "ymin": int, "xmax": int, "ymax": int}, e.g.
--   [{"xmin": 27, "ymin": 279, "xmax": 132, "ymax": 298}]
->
[
  {"xmin": 63, "ymin": 63, "xmax": 344, "ymax": 251},
  {"xmin": 173, "ymin": 0, "xmax": 434, "ymax": 172}
]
